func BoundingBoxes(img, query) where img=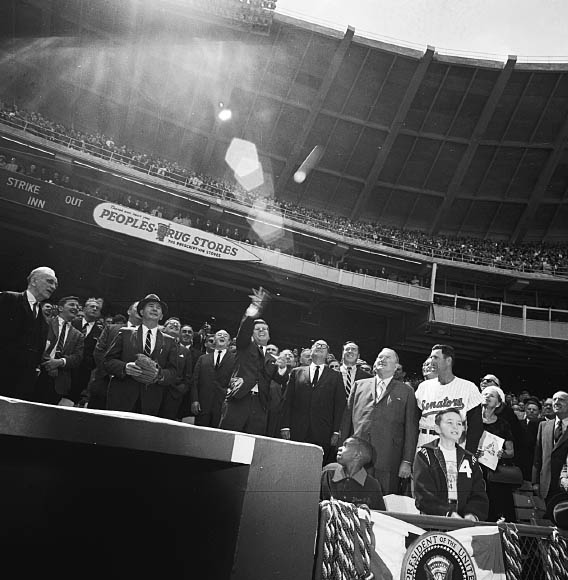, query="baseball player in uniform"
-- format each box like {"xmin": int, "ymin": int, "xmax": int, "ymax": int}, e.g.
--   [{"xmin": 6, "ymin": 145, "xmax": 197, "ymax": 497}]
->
[{"xmin": 415, "ymin": 344, "xmax": 483, "ymax": 454}]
